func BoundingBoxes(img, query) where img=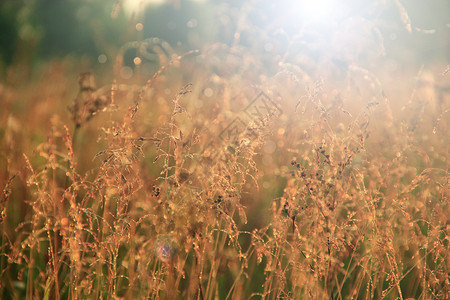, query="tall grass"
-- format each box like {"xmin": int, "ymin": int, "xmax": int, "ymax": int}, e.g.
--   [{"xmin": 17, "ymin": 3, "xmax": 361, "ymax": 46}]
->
[{"xmin": 0, "ymin": 1, "xmax": 448, "ymax": 299}]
